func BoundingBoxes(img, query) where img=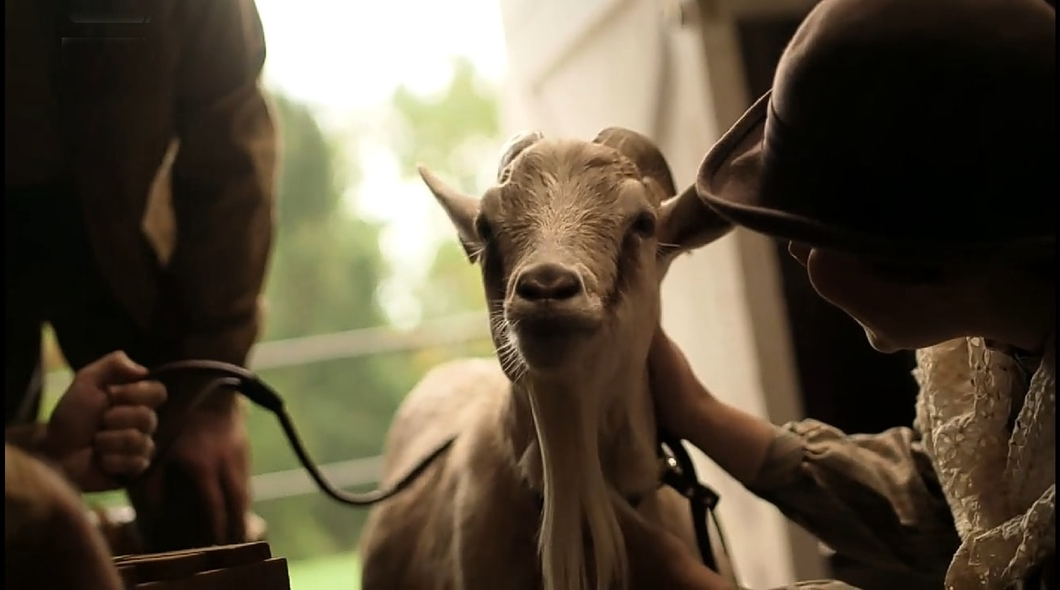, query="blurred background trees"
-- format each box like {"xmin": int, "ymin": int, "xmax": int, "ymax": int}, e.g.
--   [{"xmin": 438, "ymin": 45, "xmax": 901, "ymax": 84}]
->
[{"xmin": 245, "ymin": 56, "xmax": 500, "ymax": 565}]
